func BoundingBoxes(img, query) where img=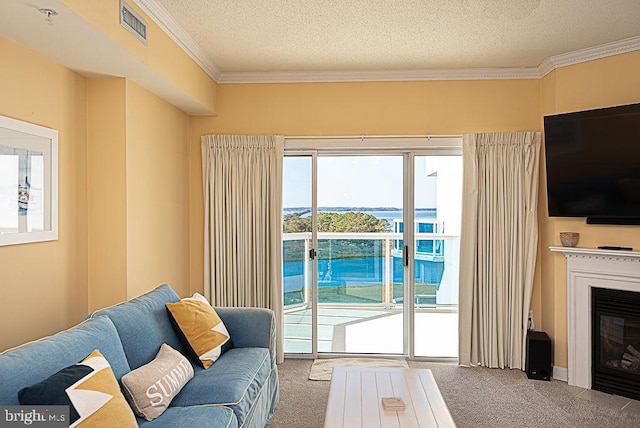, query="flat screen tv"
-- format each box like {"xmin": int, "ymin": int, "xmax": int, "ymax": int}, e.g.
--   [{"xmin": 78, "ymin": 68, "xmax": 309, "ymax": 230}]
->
[{"xmin": 543, "ymin": 102, "xmax": 640, "ymax": 225}]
